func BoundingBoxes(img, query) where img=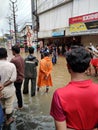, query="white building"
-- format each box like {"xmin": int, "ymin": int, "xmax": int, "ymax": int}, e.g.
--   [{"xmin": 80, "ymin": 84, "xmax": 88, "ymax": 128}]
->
[{"xmin": 37, "ymin": 0, "xmax": 98, "ymax": 47}]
